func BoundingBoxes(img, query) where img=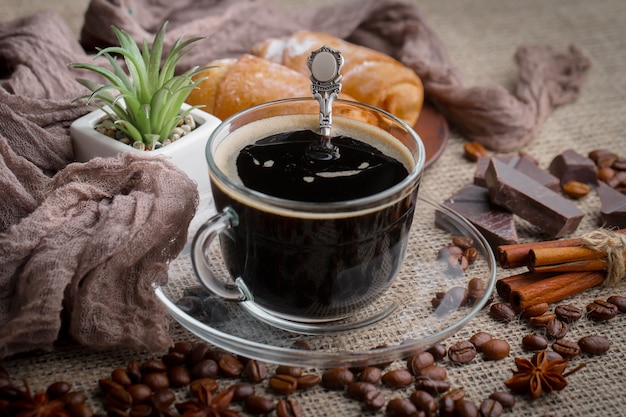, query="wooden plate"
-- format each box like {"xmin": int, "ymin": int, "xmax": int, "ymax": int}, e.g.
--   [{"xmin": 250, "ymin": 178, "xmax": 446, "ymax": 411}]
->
[{"xmin": 414, "ymin": 102, "xmax": 449, "ymax": 169}]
